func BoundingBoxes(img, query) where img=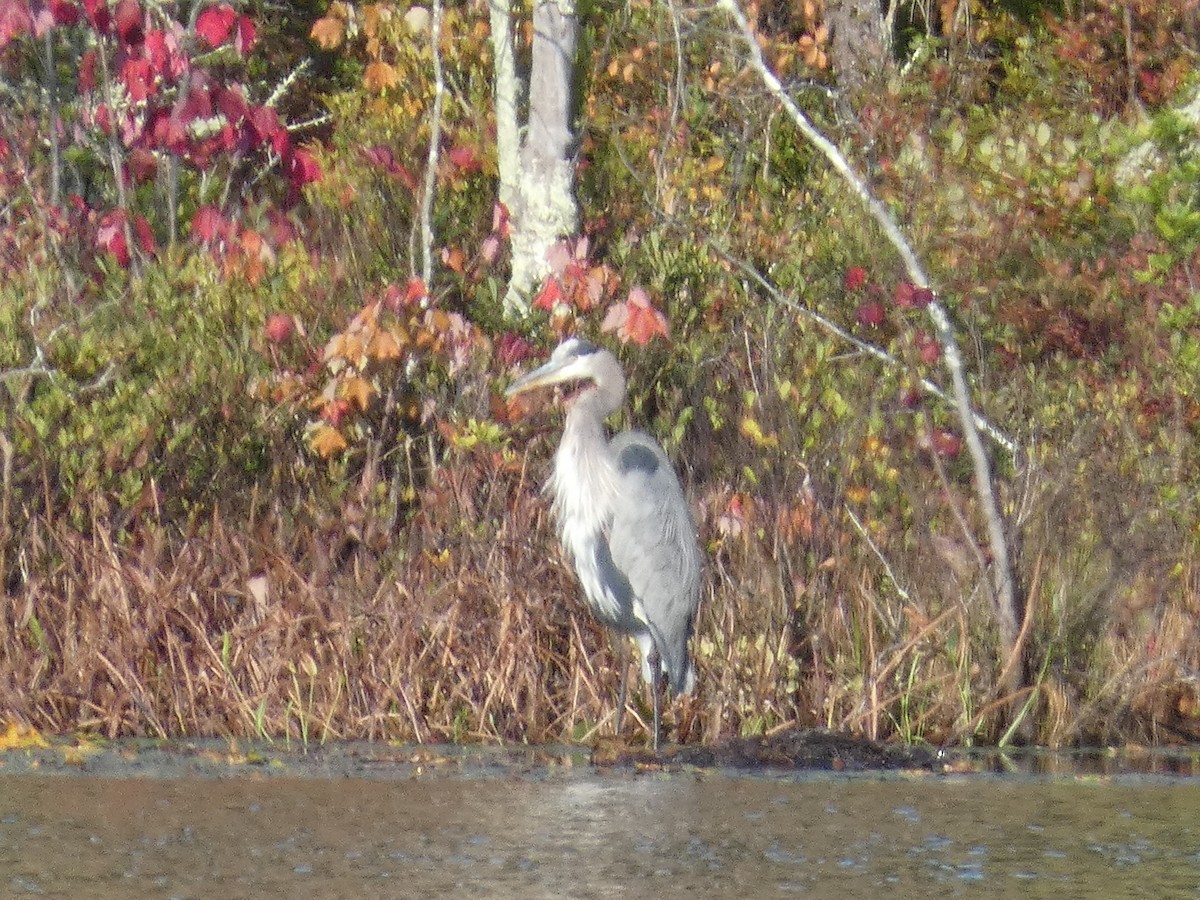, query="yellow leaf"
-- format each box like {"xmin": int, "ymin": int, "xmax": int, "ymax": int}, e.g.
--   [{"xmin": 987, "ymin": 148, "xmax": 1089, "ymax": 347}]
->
[
  {"xmin": 0, "ymin": 722, "xmax": 50, "ymax": 750},
  {"xmin": 310, "ymin": 16, "xmax": 345, "ymax": 50},
  {"xmin": 364, "ymin": 61, "xmax": 400, "ymax": 92},
  {"xmin": 739, "ymin": 417, "xmax": 778, "ymax": 448},
  {"xmin": 424, "ymin": 548, "xmax": 451, "ymax": 568},
  {"xmin": 845, "ymin": 486, "xmax": 870, "ymax": 504},
  {"xmin": 310, "ymin": 425, "xmax": 349, "ymax": 458},
  {"xmin": 340, "ymin": 375, "xmax": 376, "ymax": 411}
]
